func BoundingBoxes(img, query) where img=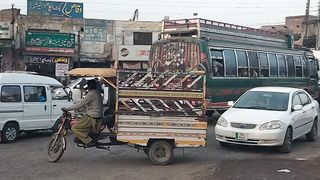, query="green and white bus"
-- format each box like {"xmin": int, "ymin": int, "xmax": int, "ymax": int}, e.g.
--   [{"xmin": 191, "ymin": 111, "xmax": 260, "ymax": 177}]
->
[{"xmin": 149, "ymin": 18, "xmax": 319, "ymax": 117}]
